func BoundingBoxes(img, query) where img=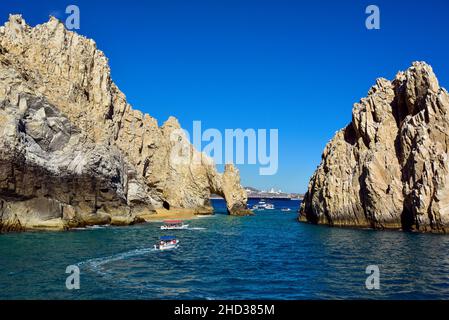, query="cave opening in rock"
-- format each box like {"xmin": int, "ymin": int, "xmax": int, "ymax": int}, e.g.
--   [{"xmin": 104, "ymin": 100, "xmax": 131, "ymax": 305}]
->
[
  {"xmin": 401, "ymin": 205, "xmax": 415, "ymax": 231},
  {"xmin": 162, "ymin": 201, "xmax": 170, "ymax": 210}
]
